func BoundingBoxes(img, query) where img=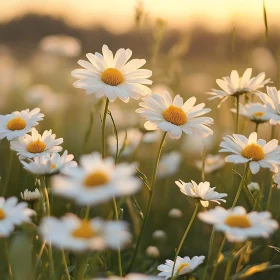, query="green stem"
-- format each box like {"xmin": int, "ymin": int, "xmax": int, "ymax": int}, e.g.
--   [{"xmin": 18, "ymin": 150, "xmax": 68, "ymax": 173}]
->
[
  {"xmin": 271, "ymin": 125, "xmax": 276, "ymax": 140},
  {"xmin": 74, "ymin": 254, "xmax": 87, "ymax": 280},
  {"xmin": 2, "ymin": 149, "xmax": 13, "ymax": 196},
  {"xmin": 4, "ymin": 239, "xmax": 13, "ymax": 280},
  {"xmin": 235, "ymin": 95, "xmax": 240, "ymax": 134},
  {"xmin": 255, "ymin": 123, "xmax": 259, "ymax": 133},
  {"xmin": 62, "ymin": 250, "xmax": 71, "ymax": 280},
  {"xmin": 126, "ymin": 132, "xmax": 167, "ymax": 273},
  {"xmin": 171, "ymin": 202, "xmax": 200, "ymax": 279},
  {"xmin": 266, "ymin": 175, "xmax": 274, "ymax": 211},
  {"xmin": 224, "ymin": 245, "xmax": 235, "ymax": 280},
  {"xmin": 201, "ymin": 144, "xmax": 206, "ymax": 182},
  {"xmin": 202, "ymin": 229, "xmax": 215, "ymax": 280},
  {"xmin": 101, "ymin": 98, "xmax": 110, "ymax": 159}
]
